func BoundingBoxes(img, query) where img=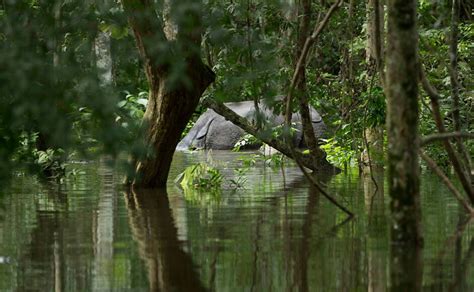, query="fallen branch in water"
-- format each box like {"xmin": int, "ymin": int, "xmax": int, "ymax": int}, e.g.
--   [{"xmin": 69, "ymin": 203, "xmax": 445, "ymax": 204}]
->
[
  {"xmin": 202, "ymin": 97, "xmax": 352, "ymax": 217},
  {"xmin": 421, "ymin": 132, "xmax": 474, "ymax": 147},
  {"xmin": 201, "ymin": 97, "xmax": 337, "ymax": 173},
  {"xmin": 420, "ymin": 151, "xmax": 473, "ymax": 214},
  {"xmin": 203, "ymin": 0, "xmax": 352, "ymax": 217},
  {"xmin": 290, "ymin": 145, "xmax": 355, "ymax": 217}
]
